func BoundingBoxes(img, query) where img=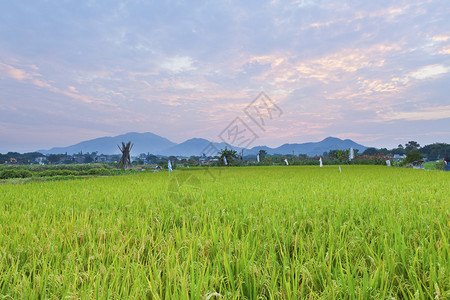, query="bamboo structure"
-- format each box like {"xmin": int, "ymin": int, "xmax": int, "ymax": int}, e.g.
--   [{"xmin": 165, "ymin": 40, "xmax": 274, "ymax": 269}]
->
[{"xmin": 118, "ymin": 142, "xmax": 133, "ymax": 170}]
